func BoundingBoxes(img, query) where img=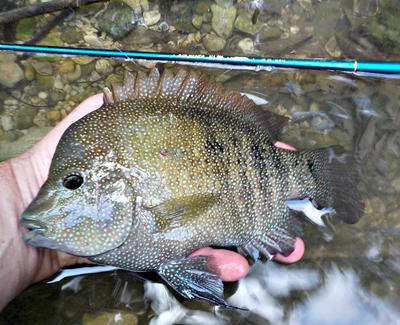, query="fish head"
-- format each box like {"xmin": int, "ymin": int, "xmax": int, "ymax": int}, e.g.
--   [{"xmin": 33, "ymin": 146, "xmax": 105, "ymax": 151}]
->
[{"xmin": 21, "ymin": 117, "xmax": 135, "ymax": 257}]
